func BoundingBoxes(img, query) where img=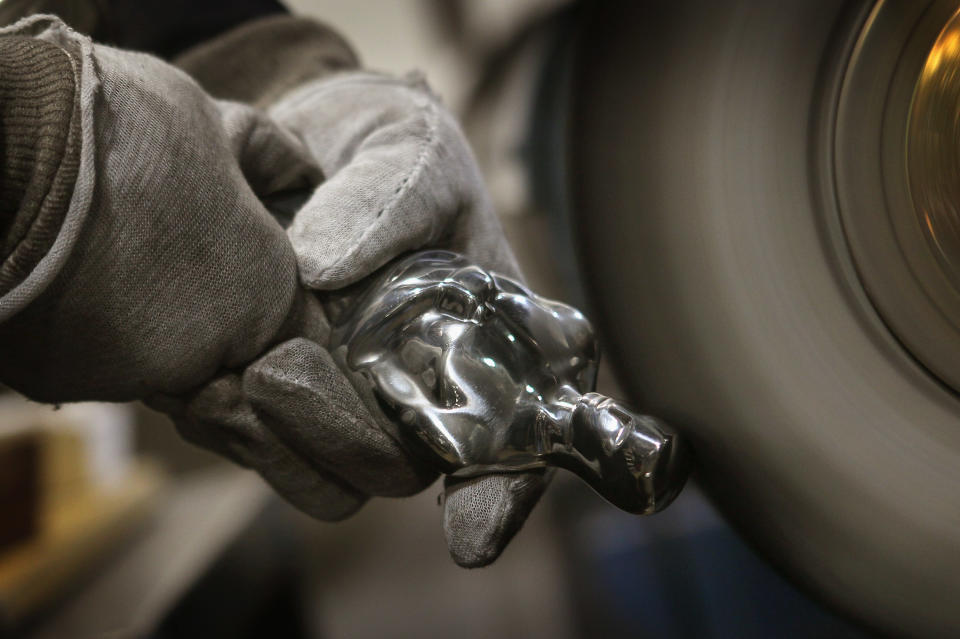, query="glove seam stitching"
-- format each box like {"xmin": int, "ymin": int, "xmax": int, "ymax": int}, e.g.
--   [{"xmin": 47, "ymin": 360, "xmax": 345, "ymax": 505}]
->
[{"xmin": 306, "ymin": 86, "xmax": 440, "ymax": 285}]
